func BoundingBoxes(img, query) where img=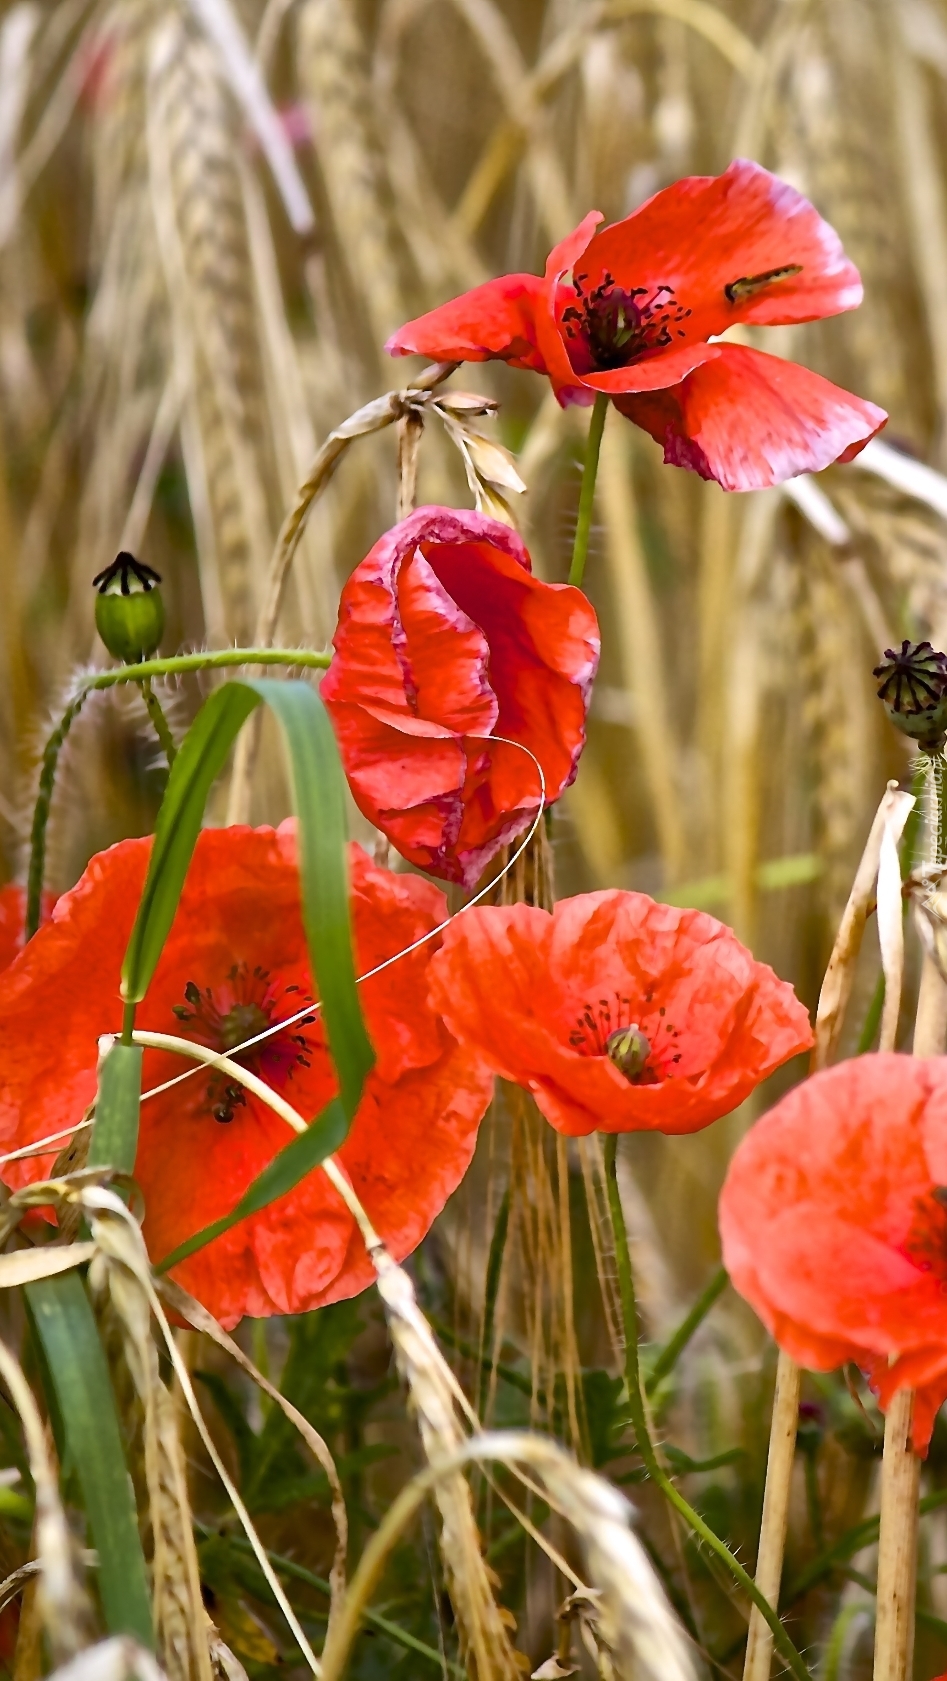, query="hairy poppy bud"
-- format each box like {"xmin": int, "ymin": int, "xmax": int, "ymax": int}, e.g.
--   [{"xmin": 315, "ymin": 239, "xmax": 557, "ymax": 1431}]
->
[
  {"xmin": 873, "ymin": 639, "xmax": 947, "ymax": 752},
  {"xmin": 605, "ymin": 1025, "xmax": 651, "ymax": 1082},
  {"xmin": 92, "ymin": 551, "xmax": 164, "ymax": 662}
]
